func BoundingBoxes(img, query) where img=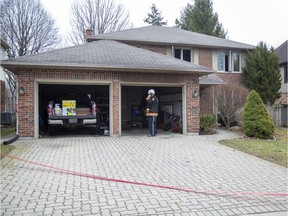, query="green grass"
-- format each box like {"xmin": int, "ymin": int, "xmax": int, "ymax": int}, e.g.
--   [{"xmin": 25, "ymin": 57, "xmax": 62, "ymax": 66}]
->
[
  {"xmin": 1, "ymin": 144, "xmax": 16, "ymax": 159},
  {"xmin": 1, "ymin": 127, "xmax": 16, "ymax": 139},
  {"xmin": 219, "ymin": 129, "xmax": 288, "ymax": 167},
  {"xmin": 1, "ymin": 126, "xmax": 17, "ymax": 159}
]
